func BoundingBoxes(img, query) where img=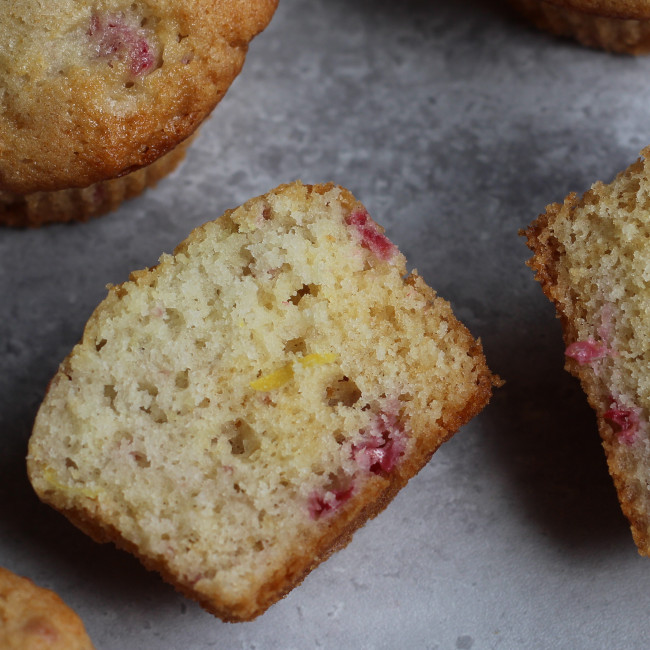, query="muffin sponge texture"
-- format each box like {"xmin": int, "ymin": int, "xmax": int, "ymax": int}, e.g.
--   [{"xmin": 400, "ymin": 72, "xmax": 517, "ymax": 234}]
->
[{"xmin": 28, "ymin": 182, "xmax": 494, "ymax": 621}]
